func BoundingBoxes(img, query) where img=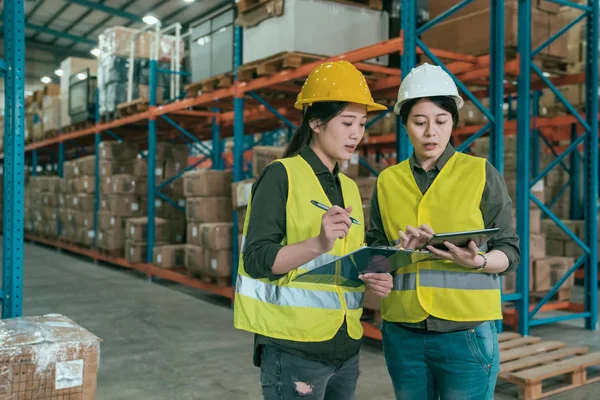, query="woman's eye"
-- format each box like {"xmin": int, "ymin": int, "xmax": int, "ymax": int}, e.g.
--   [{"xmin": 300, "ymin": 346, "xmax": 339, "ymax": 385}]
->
[
  {"xmin": 415, "ymin": 122, "xmax": 425, "ymax": 126},
  {"xmin": 360, "ymin": 123, "xmax": 366, "ymax": 128},
  {"xmin": 437, "ymin": 120, "xmax": 448, "ymax": 125},
  {"xmin": 343, "ymin": 123, "xmax": 353, "ymax": 127}
]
